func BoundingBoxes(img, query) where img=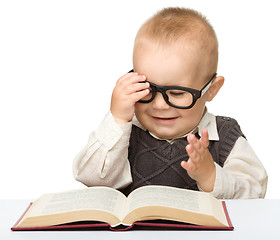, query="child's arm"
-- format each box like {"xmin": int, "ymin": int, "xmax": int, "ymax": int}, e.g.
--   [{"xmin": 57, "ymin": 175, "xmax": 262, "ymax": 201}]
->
[
  {"xmin": 72, "ymin": 111, "xmax": 133, "ymax": 188},
  {"xmin": 73, "ymin": 72, "xmax": 150, "ymax": 188},
  {"xmin": 214, "ymin": 136, "xmax": 267, "ymax": 198},
  {"xmin": 181, "ymin": 130, "xmax": 268, "ymax": 198}
]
